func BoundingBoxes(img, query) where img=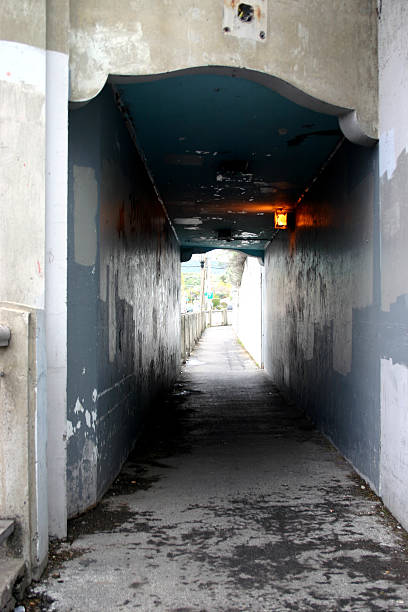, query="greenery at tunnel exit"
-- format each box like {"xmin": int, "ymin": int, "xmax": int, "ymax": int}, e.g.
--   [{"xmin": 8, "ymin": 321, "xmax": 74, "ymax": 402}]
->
[{"xmin": 181, "ymin": 250, "xmax": 246, "ymax": 312}]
